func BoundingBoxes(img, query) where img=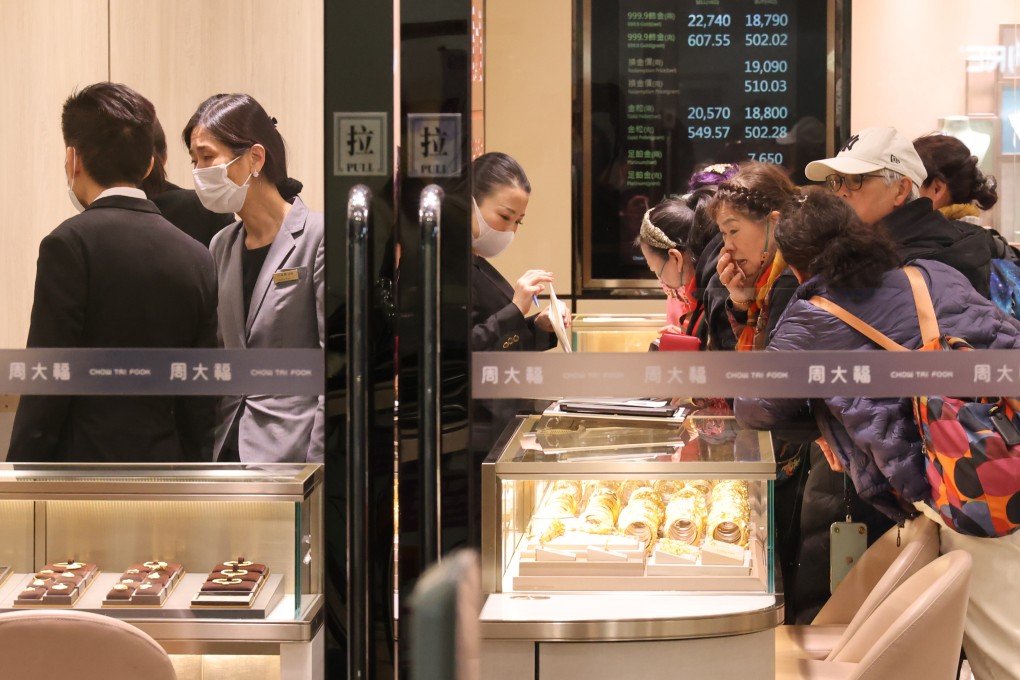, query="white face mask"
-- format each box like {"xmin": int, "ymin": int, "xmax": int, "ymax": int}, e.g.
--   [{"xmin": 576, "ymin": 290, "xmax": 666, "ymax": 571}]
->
[
  {"xmin": 471, "ymin": 198, "xmax": 514, "ymax": 258},
  {"xmin": 192, "ymin": 154, "xmax": 252, "ymax": 214},
  {"xmin": 66, "ymin": 148, "xmax": 85, "ymax": 213}
]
